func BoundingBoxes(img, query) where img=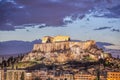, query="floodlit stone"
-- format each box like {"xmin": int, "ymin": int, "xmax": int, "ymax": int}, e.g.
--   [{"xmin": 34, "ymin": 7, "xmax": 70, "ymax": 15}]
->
[{"xmin": 42, "ymin": 35, "xmax": 70, "ymax": 43}]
